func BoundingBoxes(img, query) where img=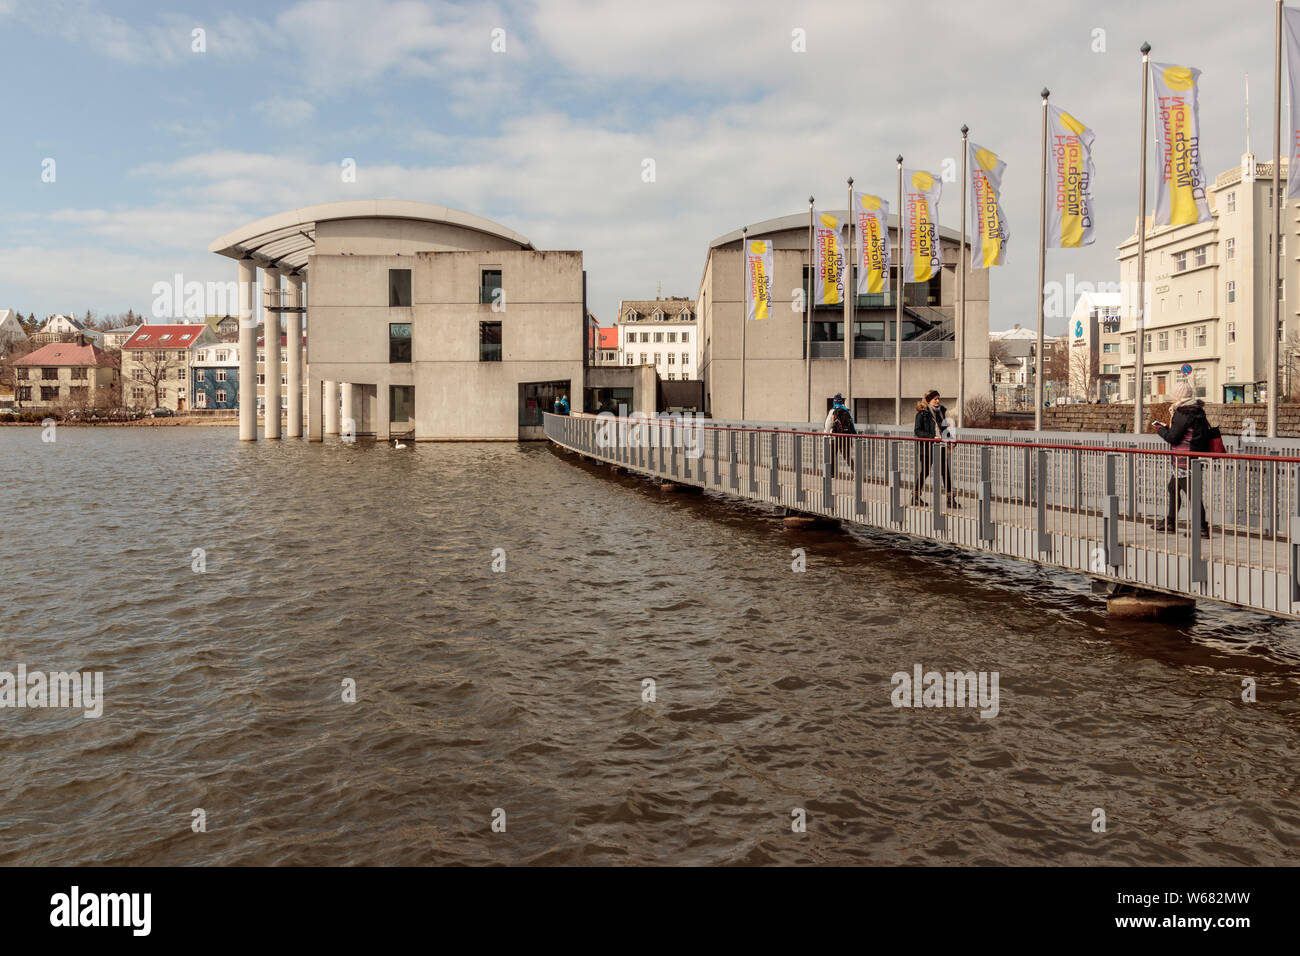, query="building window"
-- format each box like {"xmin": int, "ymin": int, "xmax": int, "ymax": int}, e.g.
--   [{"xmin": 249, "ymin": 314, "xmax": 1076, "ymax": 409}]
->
[
  {"xmin": 1194, "ymin": 325, "xmax": 1207, "ymax": 347},
  {"xmin": 41, "ymin": 386, "xmax": 59, "ymax": 401},
  {"xmin": 257, "ymin": 351, "xmax": 264, "ymax": 363},
  {"xmin": 41, "ymin": 367, "xmax": 57, "ymax": 380},
  {"xmin": 280, "ymin": 375, "xmax": 287, "ymax": 386},
  {"xmin": 1194, "ymin": 245, "xmax": 1207, "ymax": 267},
  {"xmin": 1157, "ymin": 331, "xmax": 1169, "ymax": 351},
  {"xmin": 667, "ymin": 353, "xmax": 675, "ymax": 364},
  {"xmin": 71, "ymin": 367, "xmax": 87, "ymax": 380},
  {"xmin": 1193, "ymin": 368, "xmax": 1207, "ymax": 398},
  {"xmin": 640, "ymin": 353, "xmax": 647, "ymax": 364},
  {"xmin": 216, "ymin": 389, "xmax": 227, "ymax": 403},
  {"xmin": 480, "ymin": 269, "xmax": 503, "ymax": 305},
  {"xmin": 1143, "ymin": 333, "xmax": 1152, "ymax": 353},
  {"xmin": 1226, "ymin": 191, "xmax": 1236, "ymax": 213},
  {"xmin": 16, "ymin": 386, "xmax": 30, "ymax": 400},
  {"xmin": 668, "ymin": 332, "xmax": 677, "ymax": 342},
  {"xmin": 1226, "ymin": 238, "xmax": 1235, "ymax": 260},
  {"xmin": 217, "ymin": 350, "xmax": 228, "ymax": 361},
  {"xmin": 1173, "ymin": 252, "xmax": 1187, "ymax": 272},
  {"xmin": 389, "ymin": 322, "xmax": 412, "ymax": 363},
  {"xmin": 1227, "ymin": 280, "xmax": 1236, "ymax": 303},
  {"xmin": 1126, "ymin": 337, "xmax": 1135, "ymax": 354},
  {"xmin": 654, "ymin": 332, "xmax": 664, "ymax": 342},
  {"xmin": 625, "ymin": 355, "xmax": 634, "ymax": 365},
  {"xmin": 216, "ymin": 369, "xmax": 227, "ymax": 382},
  {"xmin": 479, "ymin": 321, "xmax": 502, "ymax": 362},
  {"xmin": 1227, "ymin": 365, "xmax": 1236, "ymax": 380},
  {"xmin": 640, "ymin": 332, "xmax": 650, "ymax": 343},
  {"xmin": 389, "ymin": 269, "xmax": 412, "ymax": 307},
  {"xmin": 681, "ymin": 331, "xmax": 690, "ymax": 343},
  {"xmin": 1227, "ymin": 321, "xmax": 1236, "ymax": 342},
  {"xmin": 1174, "ymin": 329, "xmax": 1186, "ymax": 349},
  {"xmin": 653, "ymin": 352, "xmax": 661, "ymax": 364},
  {"xmin": 681, "ymin": 352, "xmax": 690, "ymax": 365},
  {"xmin": 16, "ymin": 368, "xmax": 27, "ymax": 380},
  {"xmin": 257, "ymin": 374, "xmax": 265, "ymax": 385}
]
